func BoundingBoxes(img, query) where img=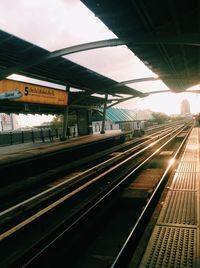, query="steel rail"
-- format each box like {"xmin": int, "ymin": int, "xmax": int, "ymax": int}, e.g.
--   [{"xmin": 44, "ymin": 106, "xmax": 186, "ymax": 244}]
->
[
  {"xmin": 110, "ymin": 126, "xmax": 192, "ymax": 268},
  {"xmin": 0, "ymin": 123, "xmax": 184, "ymax": 225},
  {"xmin": 3, "ymin": 124, "xmax": 191, "ymax": 267},
  {"xmin": 0, "ymin": 123, "xmax": 180, "ymax": 215}
]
